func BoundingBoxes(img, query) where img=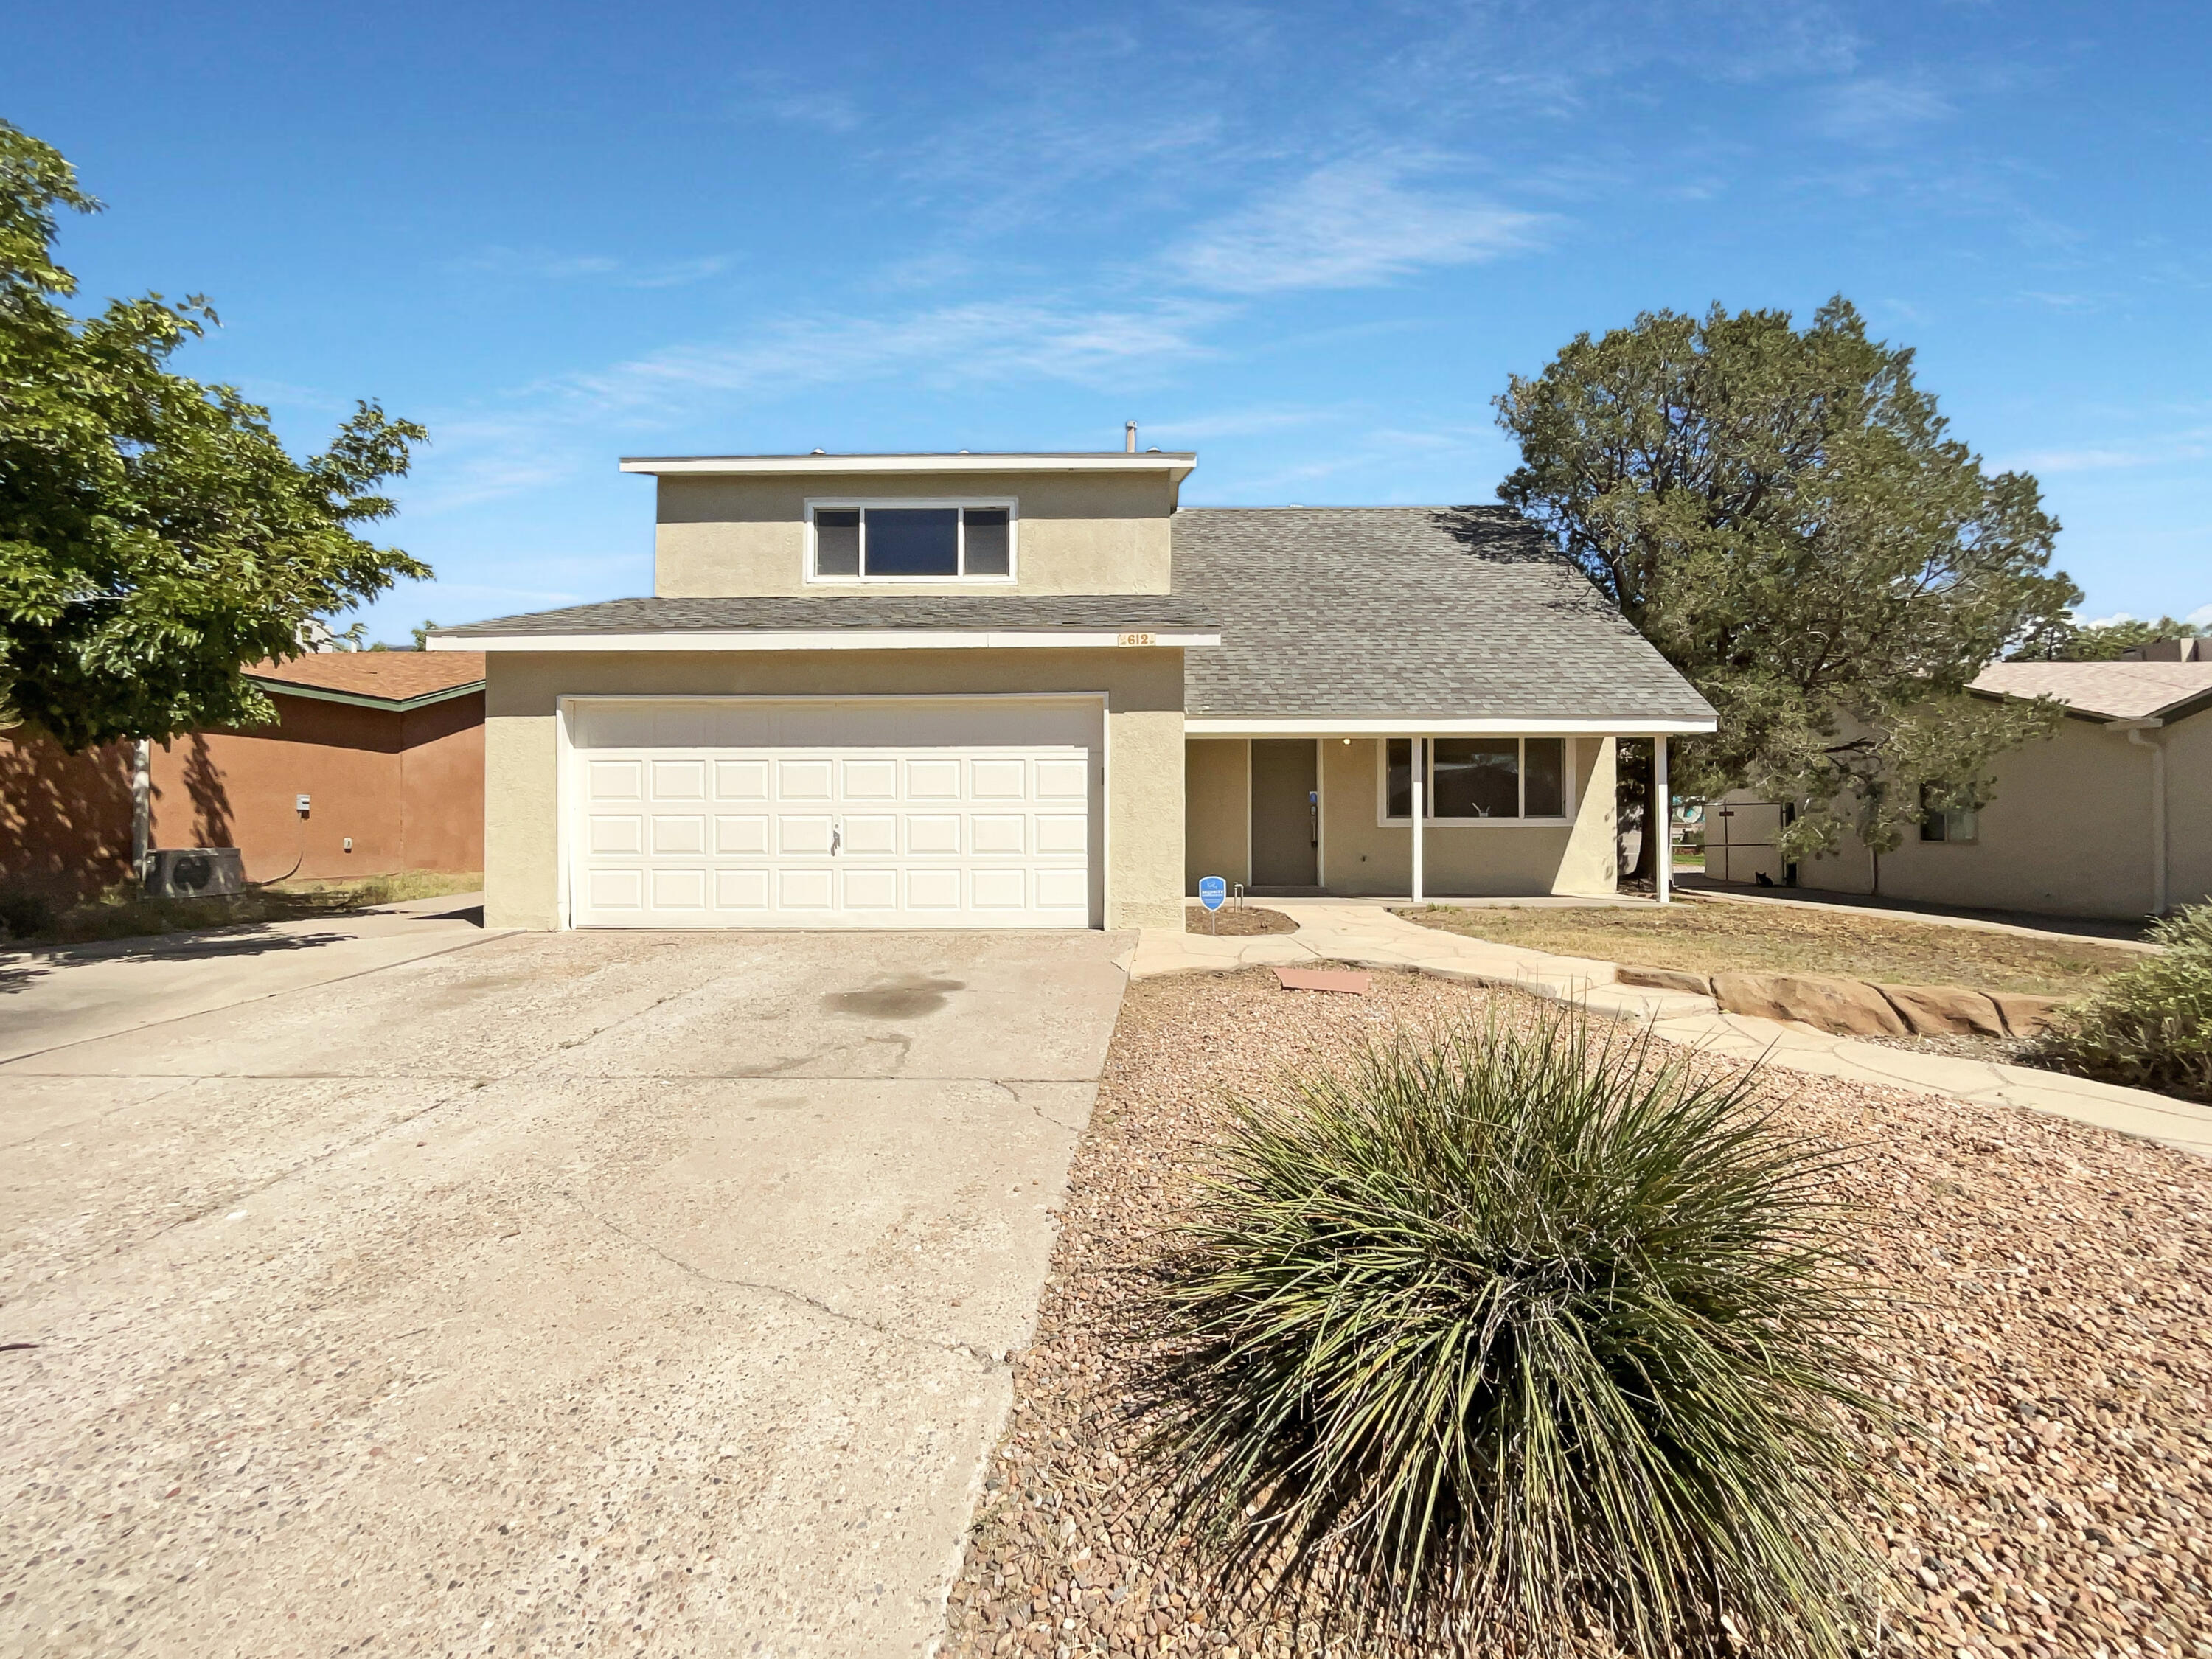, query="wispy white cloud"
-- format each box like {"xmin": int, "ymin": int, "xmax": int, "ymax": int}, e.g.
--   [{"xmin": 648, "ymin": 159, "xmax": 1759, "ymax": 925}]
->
[
  {"xmin": 563, "ymin": 298, "xmax": 1226, "ymax": 411},
  {"xmin": 1811, "ymin": 74, "xmax": 1955, "ymax": 142},
  {"xmin": 1170, "ymin": 156, "xmax": 1551, "ymax": 293},
  {"xmin": 2004, "ymin": 426, "xmax": 2212, "ymax": 474},
  {"xmin": 448, "ymin": 247, "xmax": 738, "ymax": 289},
  {"xmin": 2188, "ymin": 602, "xmax": 2212, "ymax": 629}
]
